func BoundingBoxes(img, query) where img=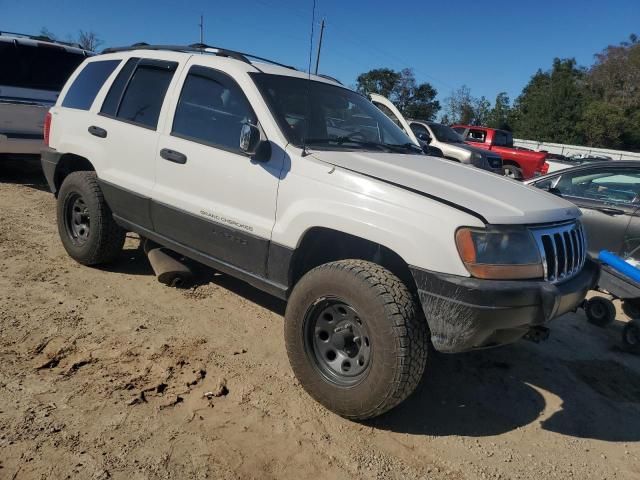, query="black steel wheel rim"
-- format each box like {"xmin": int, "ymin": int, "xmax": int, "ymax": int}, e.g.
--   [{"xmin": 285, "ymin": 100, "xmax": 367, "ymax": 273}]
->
[
  {"xmin": 303, "ymin": 297, "xmax": 372, "ymax": 386},
  {"xmin": 64, "ymin": 192, "xmax": 90, "ymax": 245},
  {"xmin": 591, "ymin": 302, "xmax": 606, "ymax": 319}
]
